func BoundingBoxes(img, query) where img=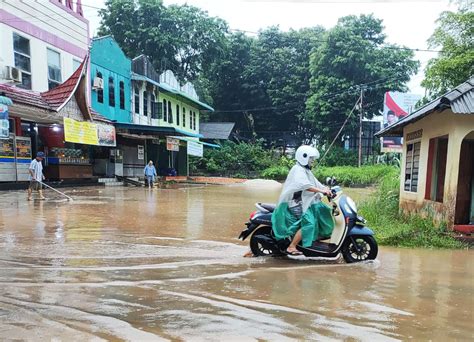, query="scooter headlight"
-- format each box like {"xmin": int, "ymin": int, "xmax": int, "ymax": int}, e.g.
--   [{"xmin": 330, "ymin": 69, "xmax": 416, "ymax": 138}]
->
[{"xmin": 346, "ymin": 197, "xmax": 357, "ymax": 214}]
